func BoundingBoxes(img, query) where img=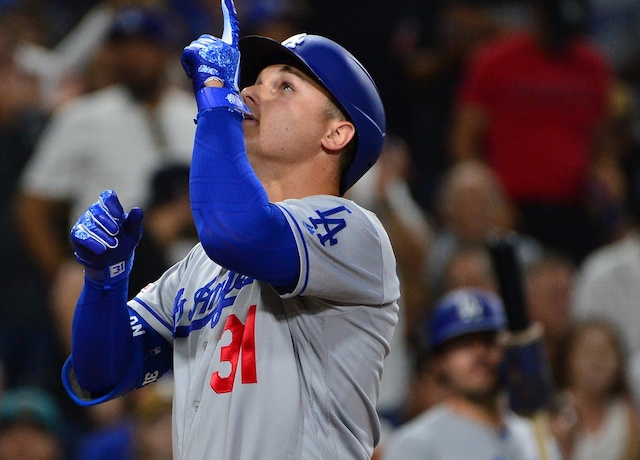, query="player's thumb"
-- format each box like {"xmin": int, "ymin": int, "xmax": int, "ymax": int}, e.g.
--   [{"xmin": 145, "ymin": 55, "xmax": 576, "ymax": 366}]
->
[{"xmin": 122, "ymin": 207, "xmax": 144, "ymax": 240}]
